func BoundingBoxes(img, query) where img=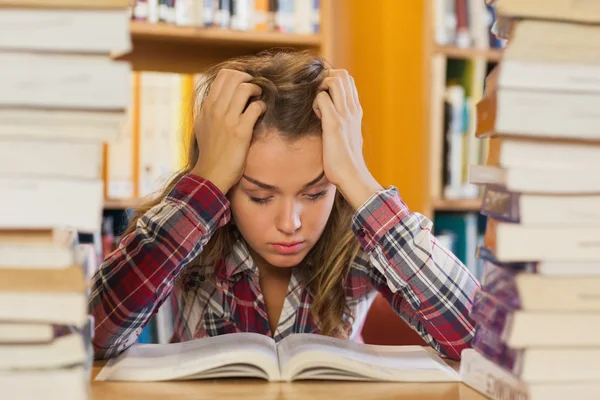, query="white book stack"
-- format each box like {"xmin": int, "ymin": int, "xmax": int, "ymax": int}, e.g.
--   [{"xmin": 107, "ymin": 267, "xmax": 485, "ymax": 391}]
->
[
  {"xmin": 462, "ymin": 1, "xmax": 600, "ymax": 399},
  {"xmin": 0, "ymin": 1, "xmax": 133, "ymax": 399}
]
